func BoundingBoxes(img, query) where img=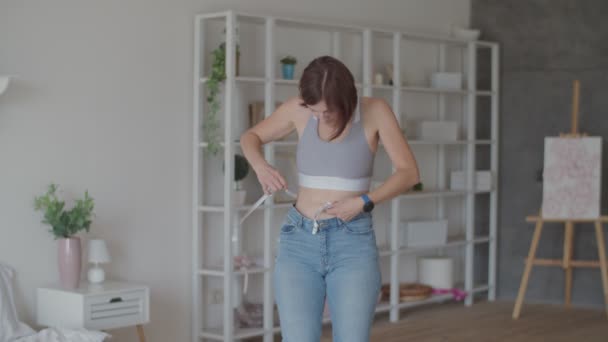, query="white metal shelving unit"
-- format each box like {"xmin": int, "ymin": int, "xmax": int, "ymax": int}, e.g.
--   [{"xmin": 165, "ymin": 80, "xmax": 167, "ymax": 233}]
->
[{"xmin": 193, "ymin": 10, "xmax": 499, "ymax": 342}]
